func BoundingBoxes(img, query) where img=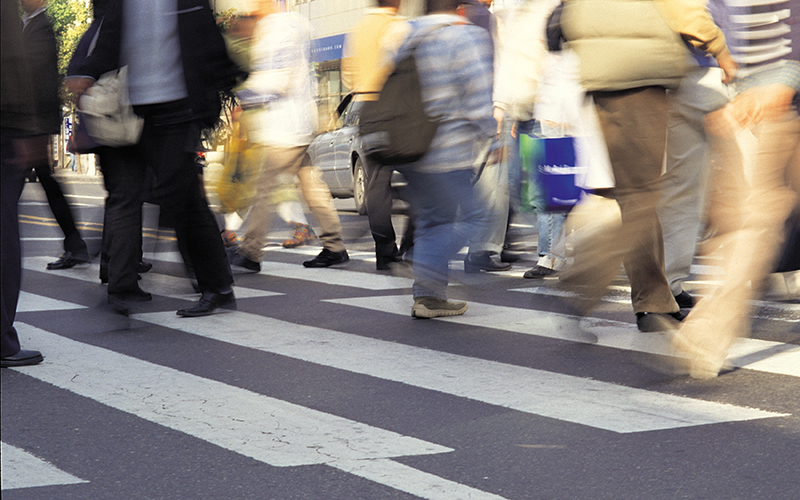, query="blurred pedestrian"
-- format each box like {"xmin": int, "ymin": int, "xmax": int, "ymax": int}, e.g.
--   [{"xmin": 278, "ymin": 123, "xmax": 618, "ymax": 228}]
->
[
  {"xmin": 397, "ymin": 0, "xmax": 495, "ymax": 318},
  {"xmin": 228, "ymin": 0, "xmax": 349, "ymax": 272},
  {"xmin": 342, "ymin": 0, "xmax": 414, "ymax": 270},
  {"xmin": 671, "ymin": 0, "xmax": 800, "ymax": 378},
  {"xmin": 559, "ymin": 0, "xmax": 736, "ymax": 332},
  {"xmin": 2, "ymin": 0, "xmax": 44, "ymax": 367},
  {"xmin": 21, "ymin": 0, "xmax": 91, "ymax": 271},
  {"xmin": 67, "ymin": 0, "xmax": 244, "ymax": 317}
]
